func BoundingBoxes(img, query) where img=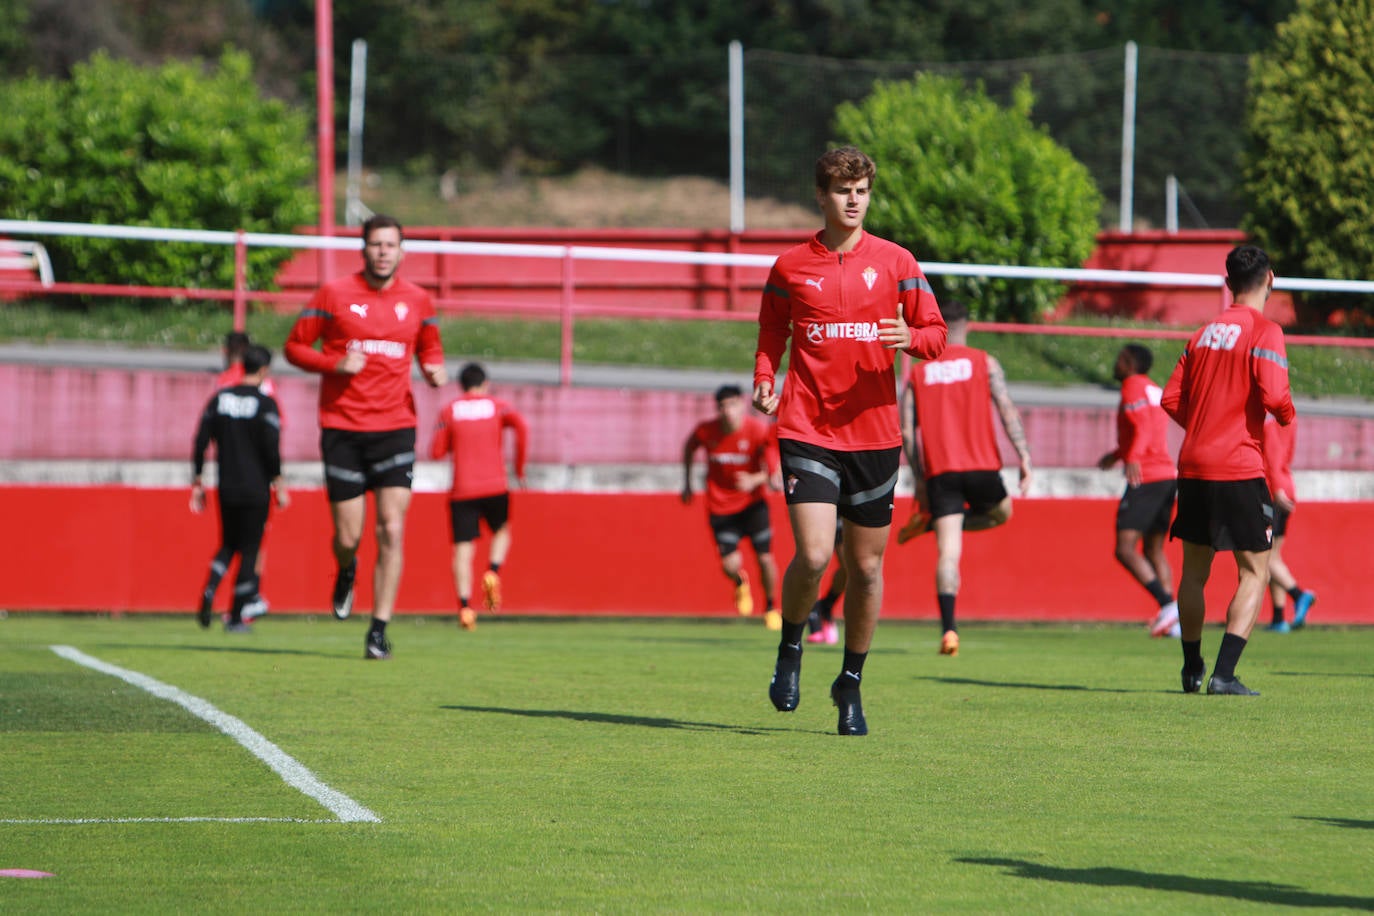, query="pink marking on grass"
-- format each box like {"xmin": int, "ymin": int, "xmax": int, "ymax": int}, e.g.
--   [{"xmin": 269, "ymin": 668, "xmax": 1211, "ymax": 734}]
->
[{"xmin": 0, "ymin": 869, "xmax": 55, "ymax": 878}]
